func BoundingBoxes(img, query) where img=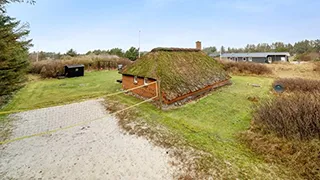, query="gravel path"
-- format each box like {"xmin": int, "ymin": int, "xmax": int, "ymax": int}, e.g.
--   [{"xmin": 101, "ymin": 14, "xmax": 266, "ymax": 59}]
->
[{"xmin": 0, "ymin": 99, "xmax": 174, "ymax": 179}]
